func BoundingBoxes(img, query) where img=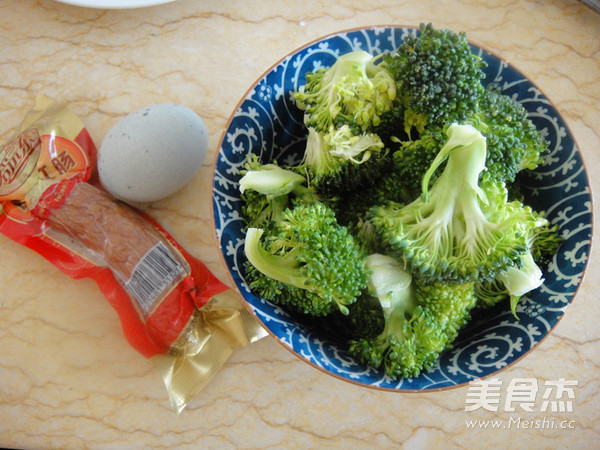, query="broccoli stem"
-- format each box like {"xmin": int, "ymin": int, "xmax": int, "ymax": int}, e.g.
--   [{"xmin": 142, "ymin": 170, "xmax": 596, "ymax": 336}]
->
[
  {"xmin": 239, "ymin": 164, "xmax": 307, "ymax": 198},
  {"xmin": 421, "ymin": 123, "xmax": 487, "ymax": 201},
  {"xmin": 416, "ymin": 124, "xmax": 490, "ymax": 265},
  {"xmin": 244, "ymin": 228, "xmax": 306, "ymax": 288}
]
